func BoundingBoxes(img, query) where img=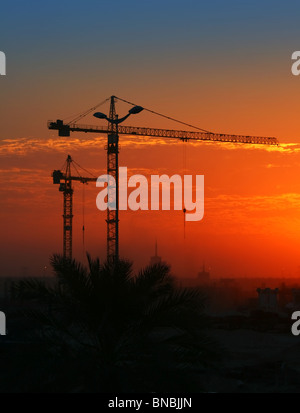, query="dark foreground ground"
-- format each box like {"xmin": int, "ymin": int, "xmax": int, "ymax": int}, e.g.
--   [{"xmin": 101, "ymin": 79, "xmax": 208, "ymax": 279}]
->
[
  {"xmin": 1, "ymin": 303, "xmax": 299, "ymax": 393},
  {"xmin": 201, "ymin": 327, "xmax": 300, "ymax": 392}
]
